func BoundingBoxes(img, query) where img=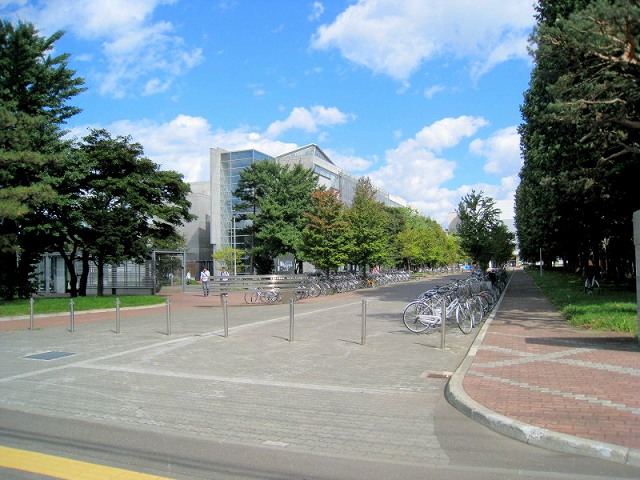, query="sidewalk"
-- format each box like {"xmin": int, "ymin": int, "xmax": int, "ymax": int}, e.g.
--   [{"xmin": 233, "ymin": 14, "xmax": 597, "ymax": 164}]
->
[
  {"xmin": 1, "ymin": 270, "xmax": 640, "ymax": 476},
  {"xmin": 447, "ymin": 269, "xmax": 640, "ymax": 466}
]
